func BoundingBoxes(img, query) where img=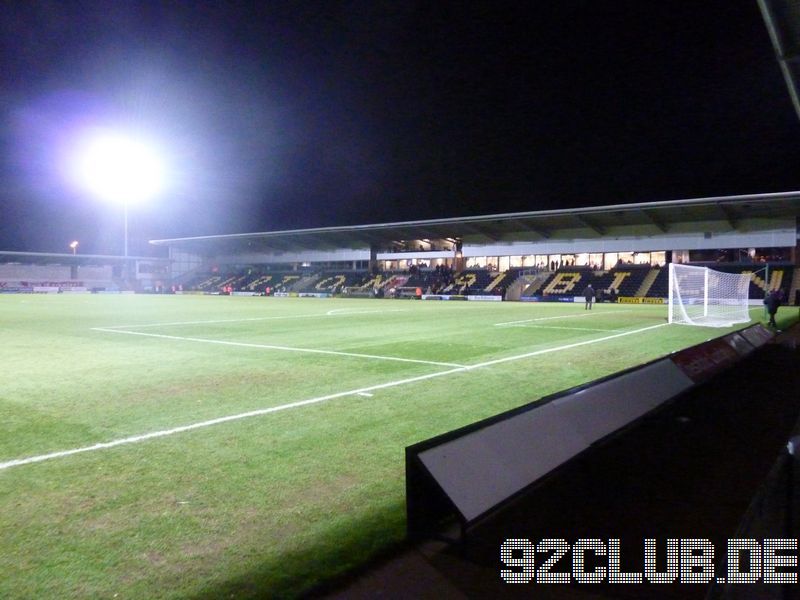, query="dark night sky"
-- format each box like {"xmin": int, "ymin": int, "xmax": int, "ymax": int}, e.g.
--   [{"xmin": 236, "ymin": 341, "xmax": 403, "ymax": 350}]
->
[{"xmin": 1, "ymin": 0, "xmax": 799, "ymax": 255}]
